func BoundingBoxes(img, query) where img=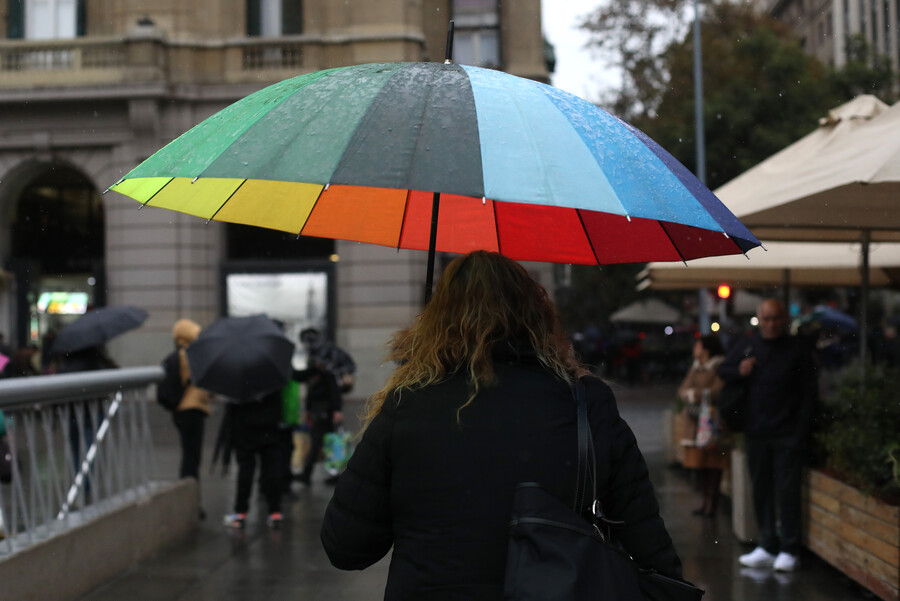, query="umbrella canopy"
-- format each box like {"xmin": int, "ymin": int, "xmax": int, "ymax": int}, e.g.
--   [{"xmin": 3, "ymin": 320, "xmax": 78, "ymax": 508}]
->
[
  {"xmin": 610, "ymin": 299, "xmax": 681, "ymax": 325},
  {"xmin": 716, "ymin": 95, "xmax": 900, "ymax": 242},
  {"xmin": 52, "ymin": 306, "xmax": 148, "ymax": 355},
  {"xmin": 799, "ymin": 305, "xmax": 858, "ymax": 334},
  {"xmin": 109, "ymin": 62, "xmax": 759, "ymax": 276},
  {"xmin": 186, "ymin": 315, "xmax": 295, "ymax": 401},
  {"xmin": 638, "ymin": 241, "xmax": 900, "ymax": 290}
]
